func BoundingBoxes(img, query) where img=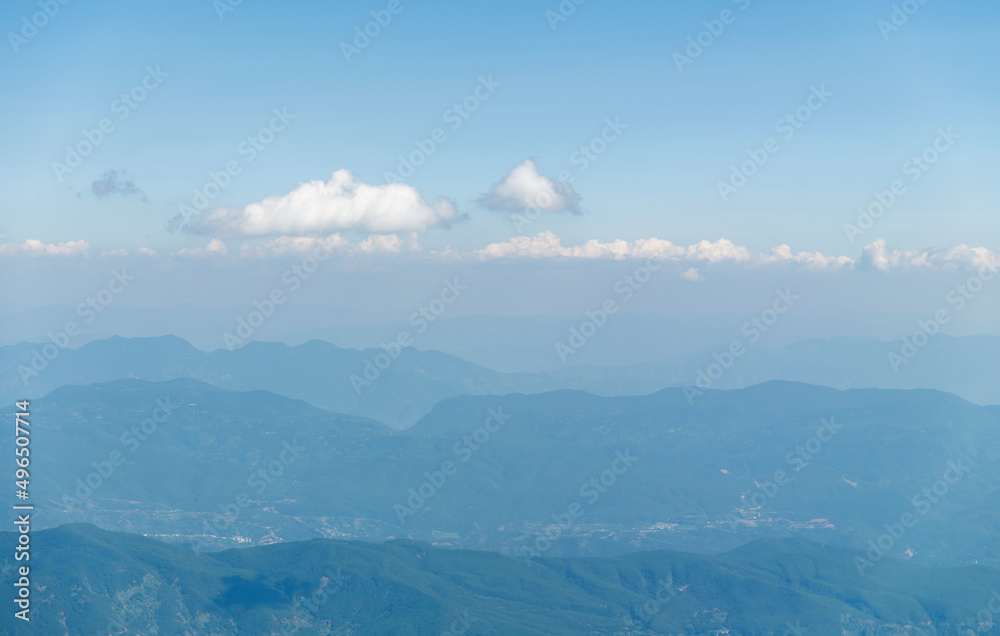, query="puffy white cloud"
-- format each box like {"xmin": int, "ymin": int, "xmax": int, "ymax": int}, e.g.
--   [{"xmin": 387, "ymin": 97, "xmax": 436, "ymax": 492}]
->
[
  {"xmin": 0, "ymin": 239, "xmax": 89, "ymax": 257},
  {"xmin": 860, "ymin": 239, "xmax": 1000, "ymax": 273},
  {"xmin": 480, "ymin": 159, "xmax": 580, "ymax": 213},
  {"xmin": 172, "ymin": 169, "xmax": 459, "ymax": 237},
  {"xmin": 173, "ymin": 239, "xmax": 229, "ymax": 258}
]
